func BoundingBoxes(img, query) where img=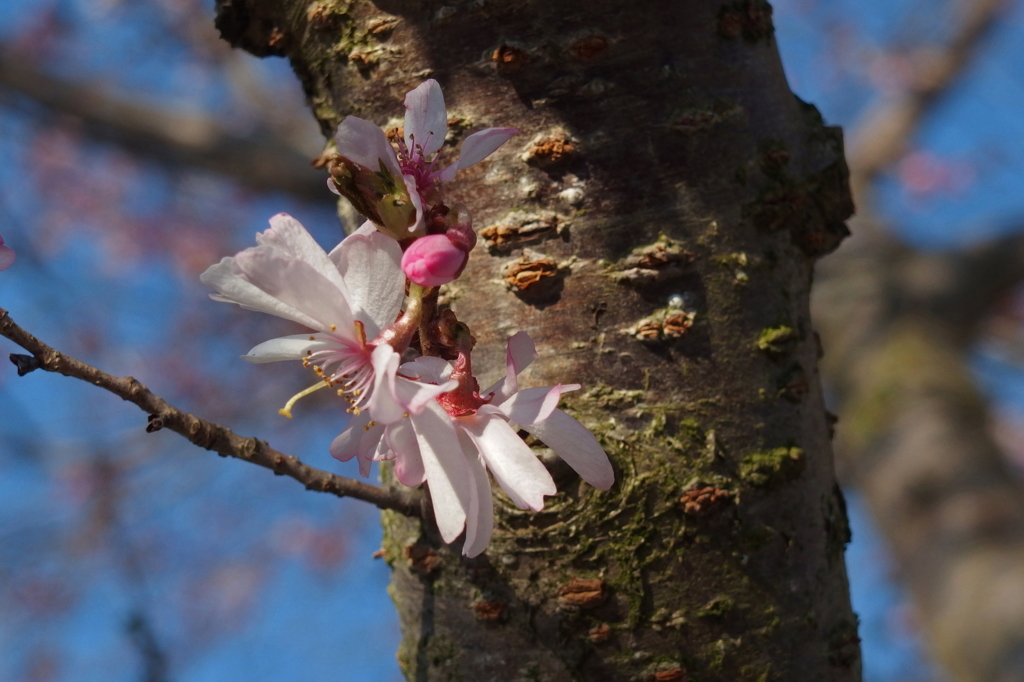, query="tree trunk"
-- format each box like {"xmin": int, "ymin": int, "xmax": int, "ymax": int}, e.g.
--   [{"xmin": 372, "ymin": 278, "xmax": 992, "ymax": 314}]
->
[{"xmin": 214, "ymin": 1, "xmax": 861, "ymax": 679}]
